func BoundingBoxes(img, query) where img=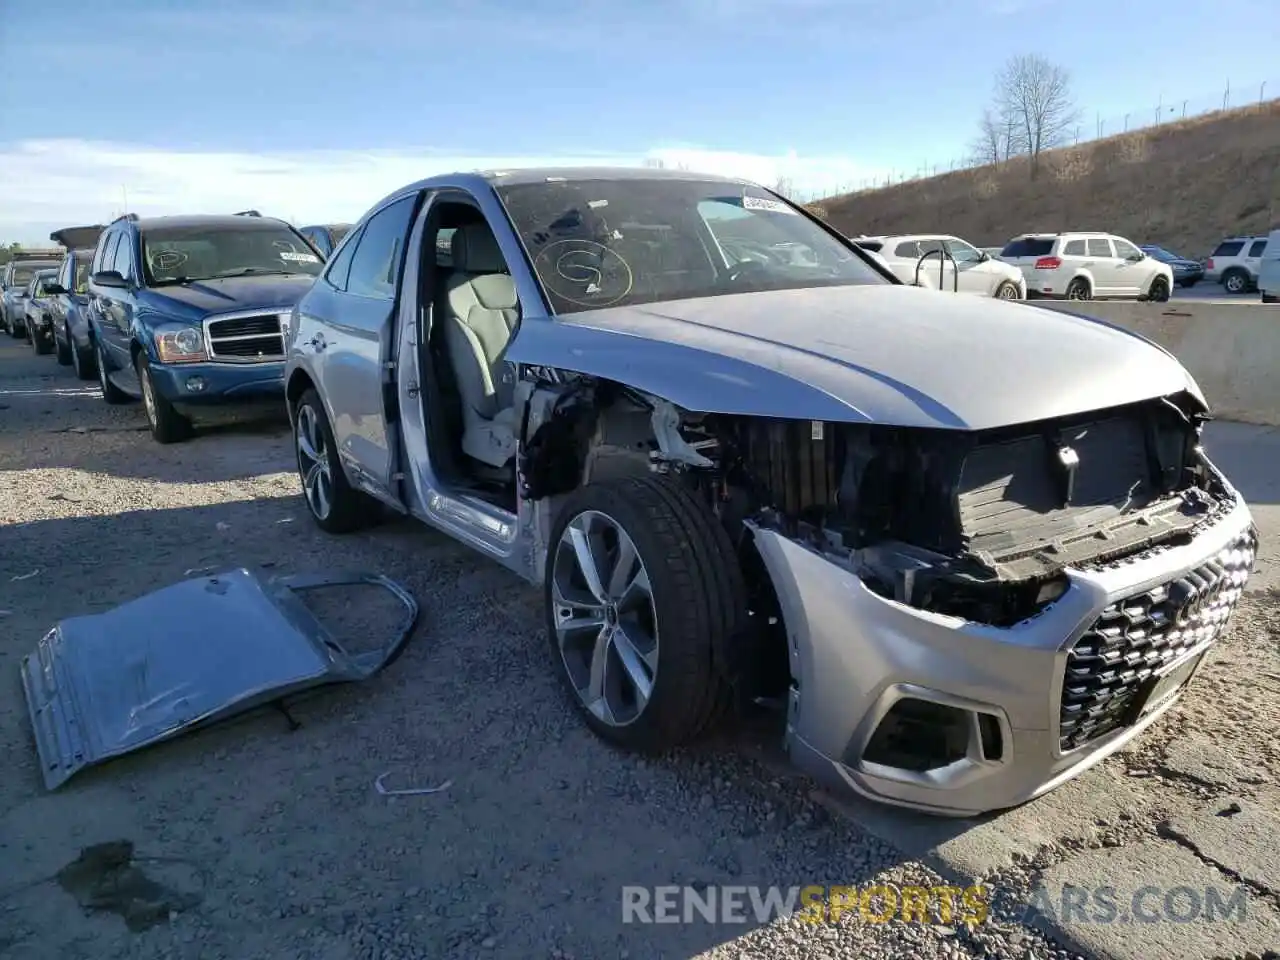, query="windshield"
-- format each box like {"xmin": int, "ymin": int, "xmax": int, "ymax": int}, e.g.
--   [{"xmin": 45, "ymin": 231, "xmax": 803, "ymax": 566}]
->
[
  {"xmin": 1147, "ymin": 246, "xmax": 1180, "ymax": 261},
  {"xmin": 494, "ymin": 177, "xmax": 887, "ymax": 314},
  {"xmin": 10, "ymin": 262, "xmax": 58, "ymax": 287},
  {"xmin": 33, "ymin": 271, "xmax": 57, "ymax": 295},
  {"xmin": 140, "ymin": 223, "xmax": 324, "ymax": 285}
]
